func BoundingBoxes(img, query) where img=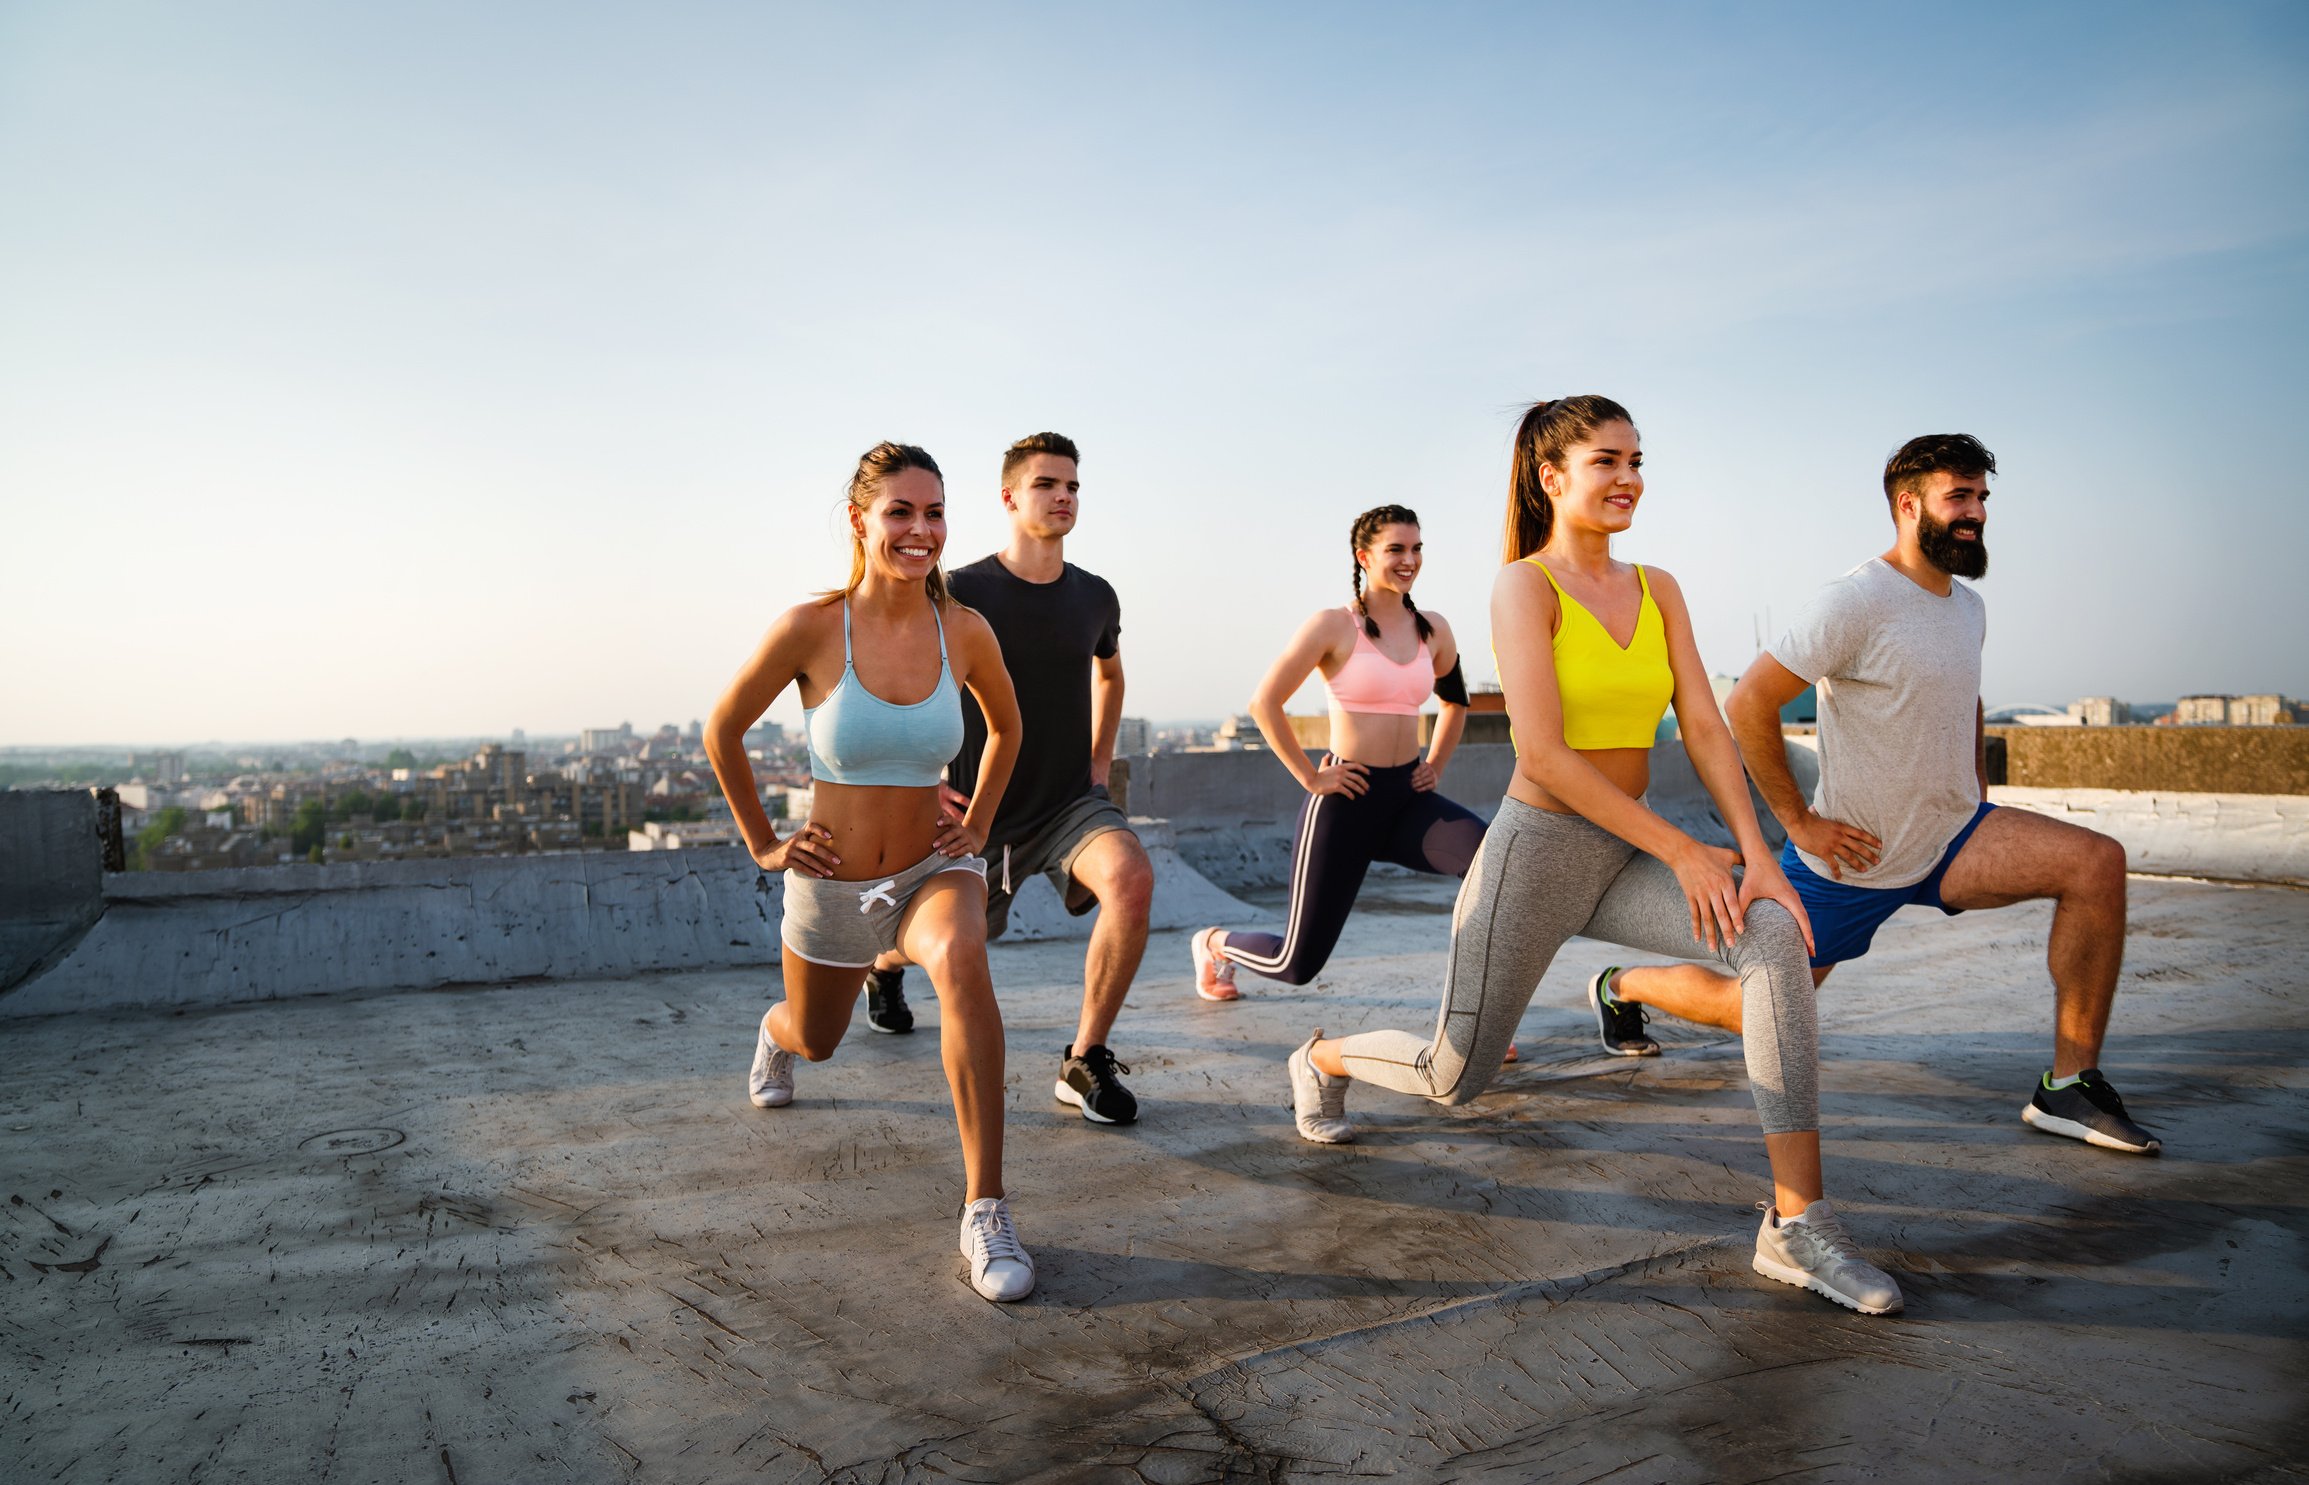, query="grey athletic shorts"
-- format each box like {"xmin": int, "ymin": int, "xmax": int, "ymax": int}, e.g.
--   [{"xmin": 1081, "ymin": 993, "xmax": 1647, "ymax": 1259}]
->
[
  {"xmin": 985, "ymin": 787, "xmax": 1134, "ymax": 941},
  {"xmin": 781, "ymin": 851, "xmax": 986, "ymax": 968}
]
